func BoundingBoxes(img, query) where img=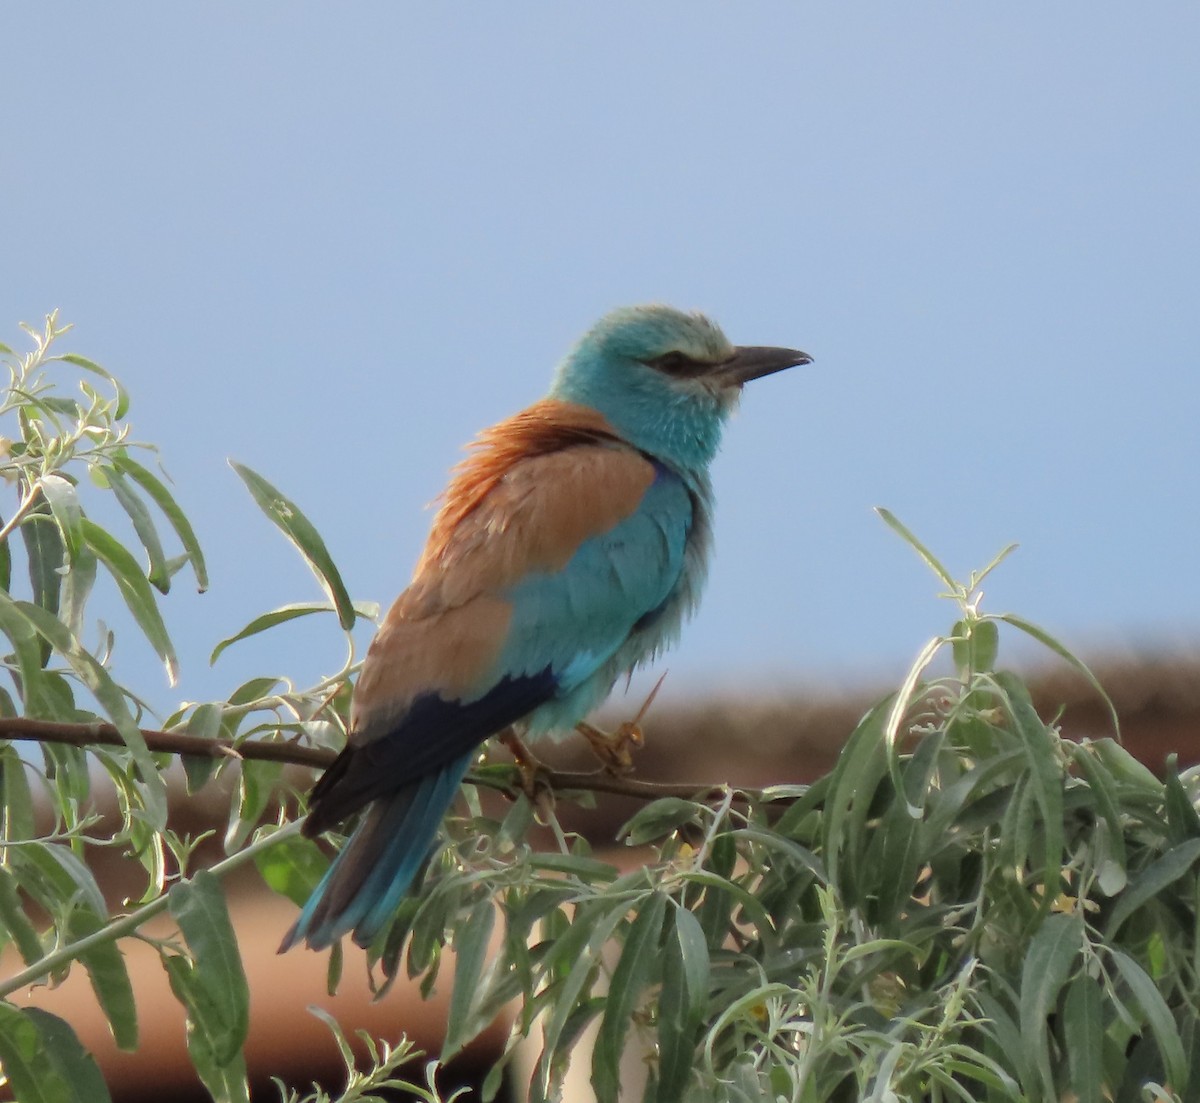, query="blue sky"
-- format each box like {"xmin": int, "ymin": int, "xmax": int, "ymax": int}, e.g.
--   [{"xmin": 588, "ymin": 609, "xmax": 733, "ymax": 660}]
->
[{"xmin": 3, "ymin": 5, "xmax": 1198, "ymax": 716}]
